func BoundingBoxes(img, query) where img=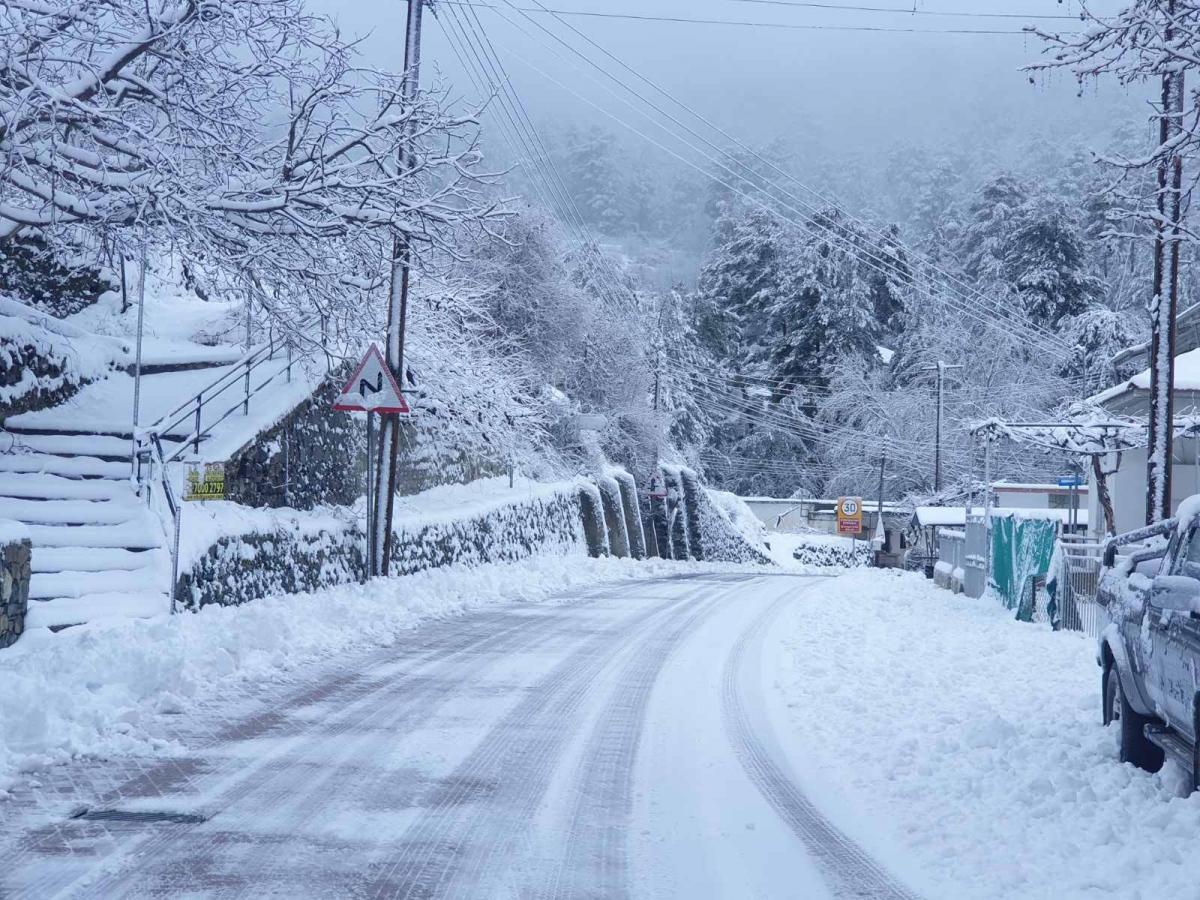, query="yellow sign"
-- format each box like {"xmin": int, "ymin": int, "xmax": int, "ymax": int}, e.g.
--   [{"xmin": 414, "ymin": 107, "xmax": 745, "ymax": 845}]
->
[
  {"xmin": 184, "ymin": 462, "xmax": 225, "ymax": 502},
  {"xmin": 837, "ymin": 496, "xmax": 863, "ymax": 535}
]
